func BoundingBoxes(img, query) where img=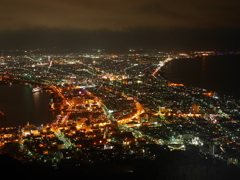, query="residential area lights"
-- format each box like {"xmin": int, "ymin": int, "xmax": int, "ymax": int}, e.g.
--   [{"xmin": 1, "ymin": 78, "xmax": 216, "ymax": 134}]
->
[{"xmin": 1, "ymin": 49, "xmax": 240, "ymax": 168}]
